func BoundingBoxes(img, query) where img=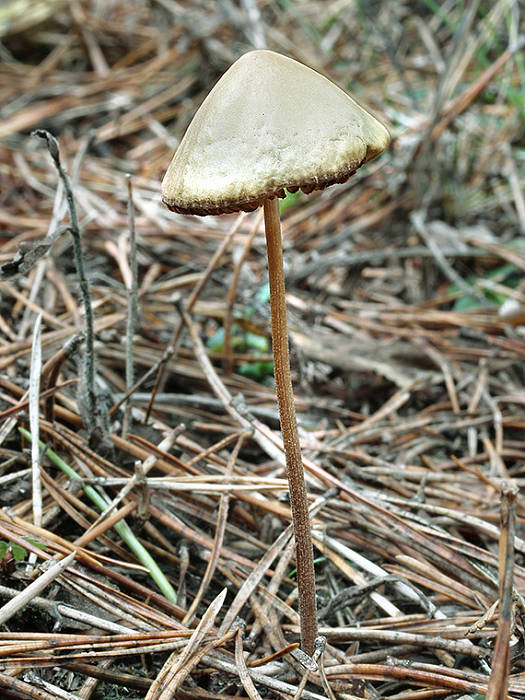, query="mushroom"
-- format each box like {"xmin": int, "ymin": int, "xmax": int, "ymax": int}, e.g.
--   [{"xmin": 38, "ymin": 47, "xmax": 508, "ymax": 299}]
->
[{"xmin": 162, "ymin": 49, "xmax": 390, "ymax": 655}]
